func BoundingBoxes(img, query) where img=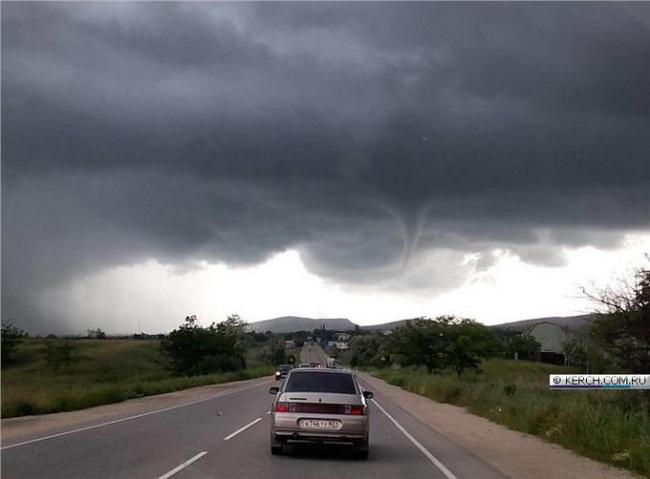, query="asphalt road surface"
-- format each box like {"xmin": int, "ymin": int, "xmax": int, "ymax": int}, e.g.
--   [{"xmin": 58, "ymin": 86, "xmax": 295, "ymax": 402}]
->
[
  {"xmin": 2, "ymin": 344, "xmax": 506, "ymax": 479},
  {"xmin": 299, "ymin": 341, "xmax": 329, "ymax": 365}
]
